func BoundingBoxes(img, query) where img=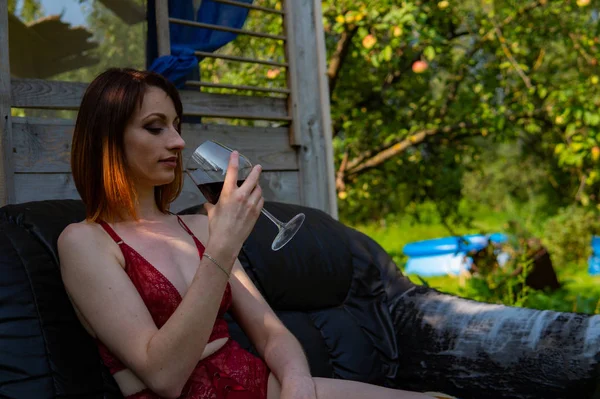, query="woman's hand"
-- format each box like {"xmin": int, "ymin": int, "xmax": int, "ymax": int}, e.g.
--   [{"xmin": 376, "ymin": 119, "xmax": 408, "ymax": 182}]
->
[
  {"xmin": 280, "ymin": 375, "xmax": 317, "ymax": 399},
  {"xmin": 204, "ymin": 151, "xmax": 264, "ymax": 264}
]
